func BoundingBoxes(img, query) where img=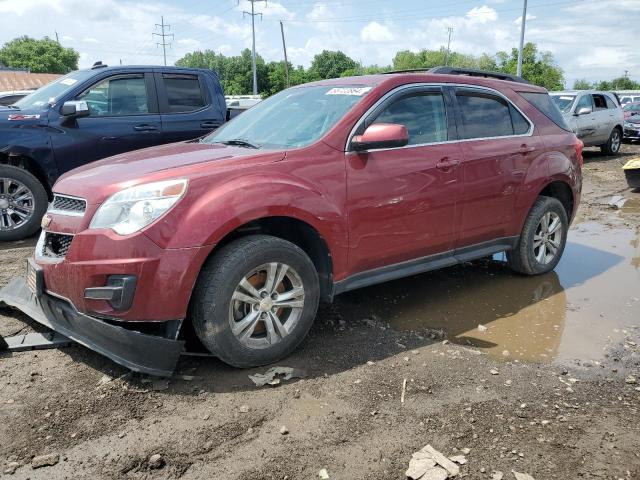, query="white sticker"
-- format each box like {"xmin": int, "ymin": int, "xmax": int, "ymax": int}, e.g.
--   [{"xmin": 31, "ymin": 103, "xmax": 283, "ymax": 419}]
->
[
  {"xmin": 559, "ymin": 96, "xmax": 574, "ymax": 100},
  {"xmin": 60, "ymin": 78, "xmax": 78, "ymax": 86},
  {"xmin": 326, "ymin": 87, "xmax": 372, "ymax": 96}
]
